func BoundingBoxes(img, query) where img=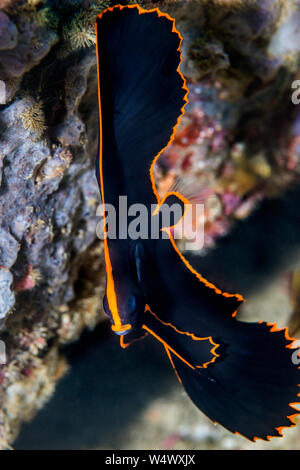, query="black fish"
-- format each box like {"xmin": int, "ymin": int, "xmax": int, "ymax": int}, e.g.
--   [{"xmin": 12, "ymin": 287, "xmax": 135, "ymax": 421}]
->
[{"xmin": 95, "ymin": 4, "xmax": 300, "ymax": 441}]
